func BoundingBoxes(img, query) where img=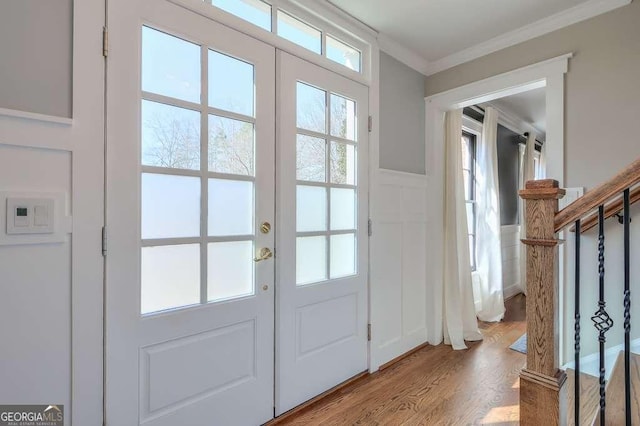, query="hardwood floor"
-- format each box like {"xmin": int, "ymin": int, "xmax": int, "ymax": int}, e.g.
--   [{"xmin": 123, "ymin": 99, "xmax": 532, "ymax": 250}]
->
[{"xmin": 275, "ymin": 294, "xmax": 527, "ymax": 426}]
